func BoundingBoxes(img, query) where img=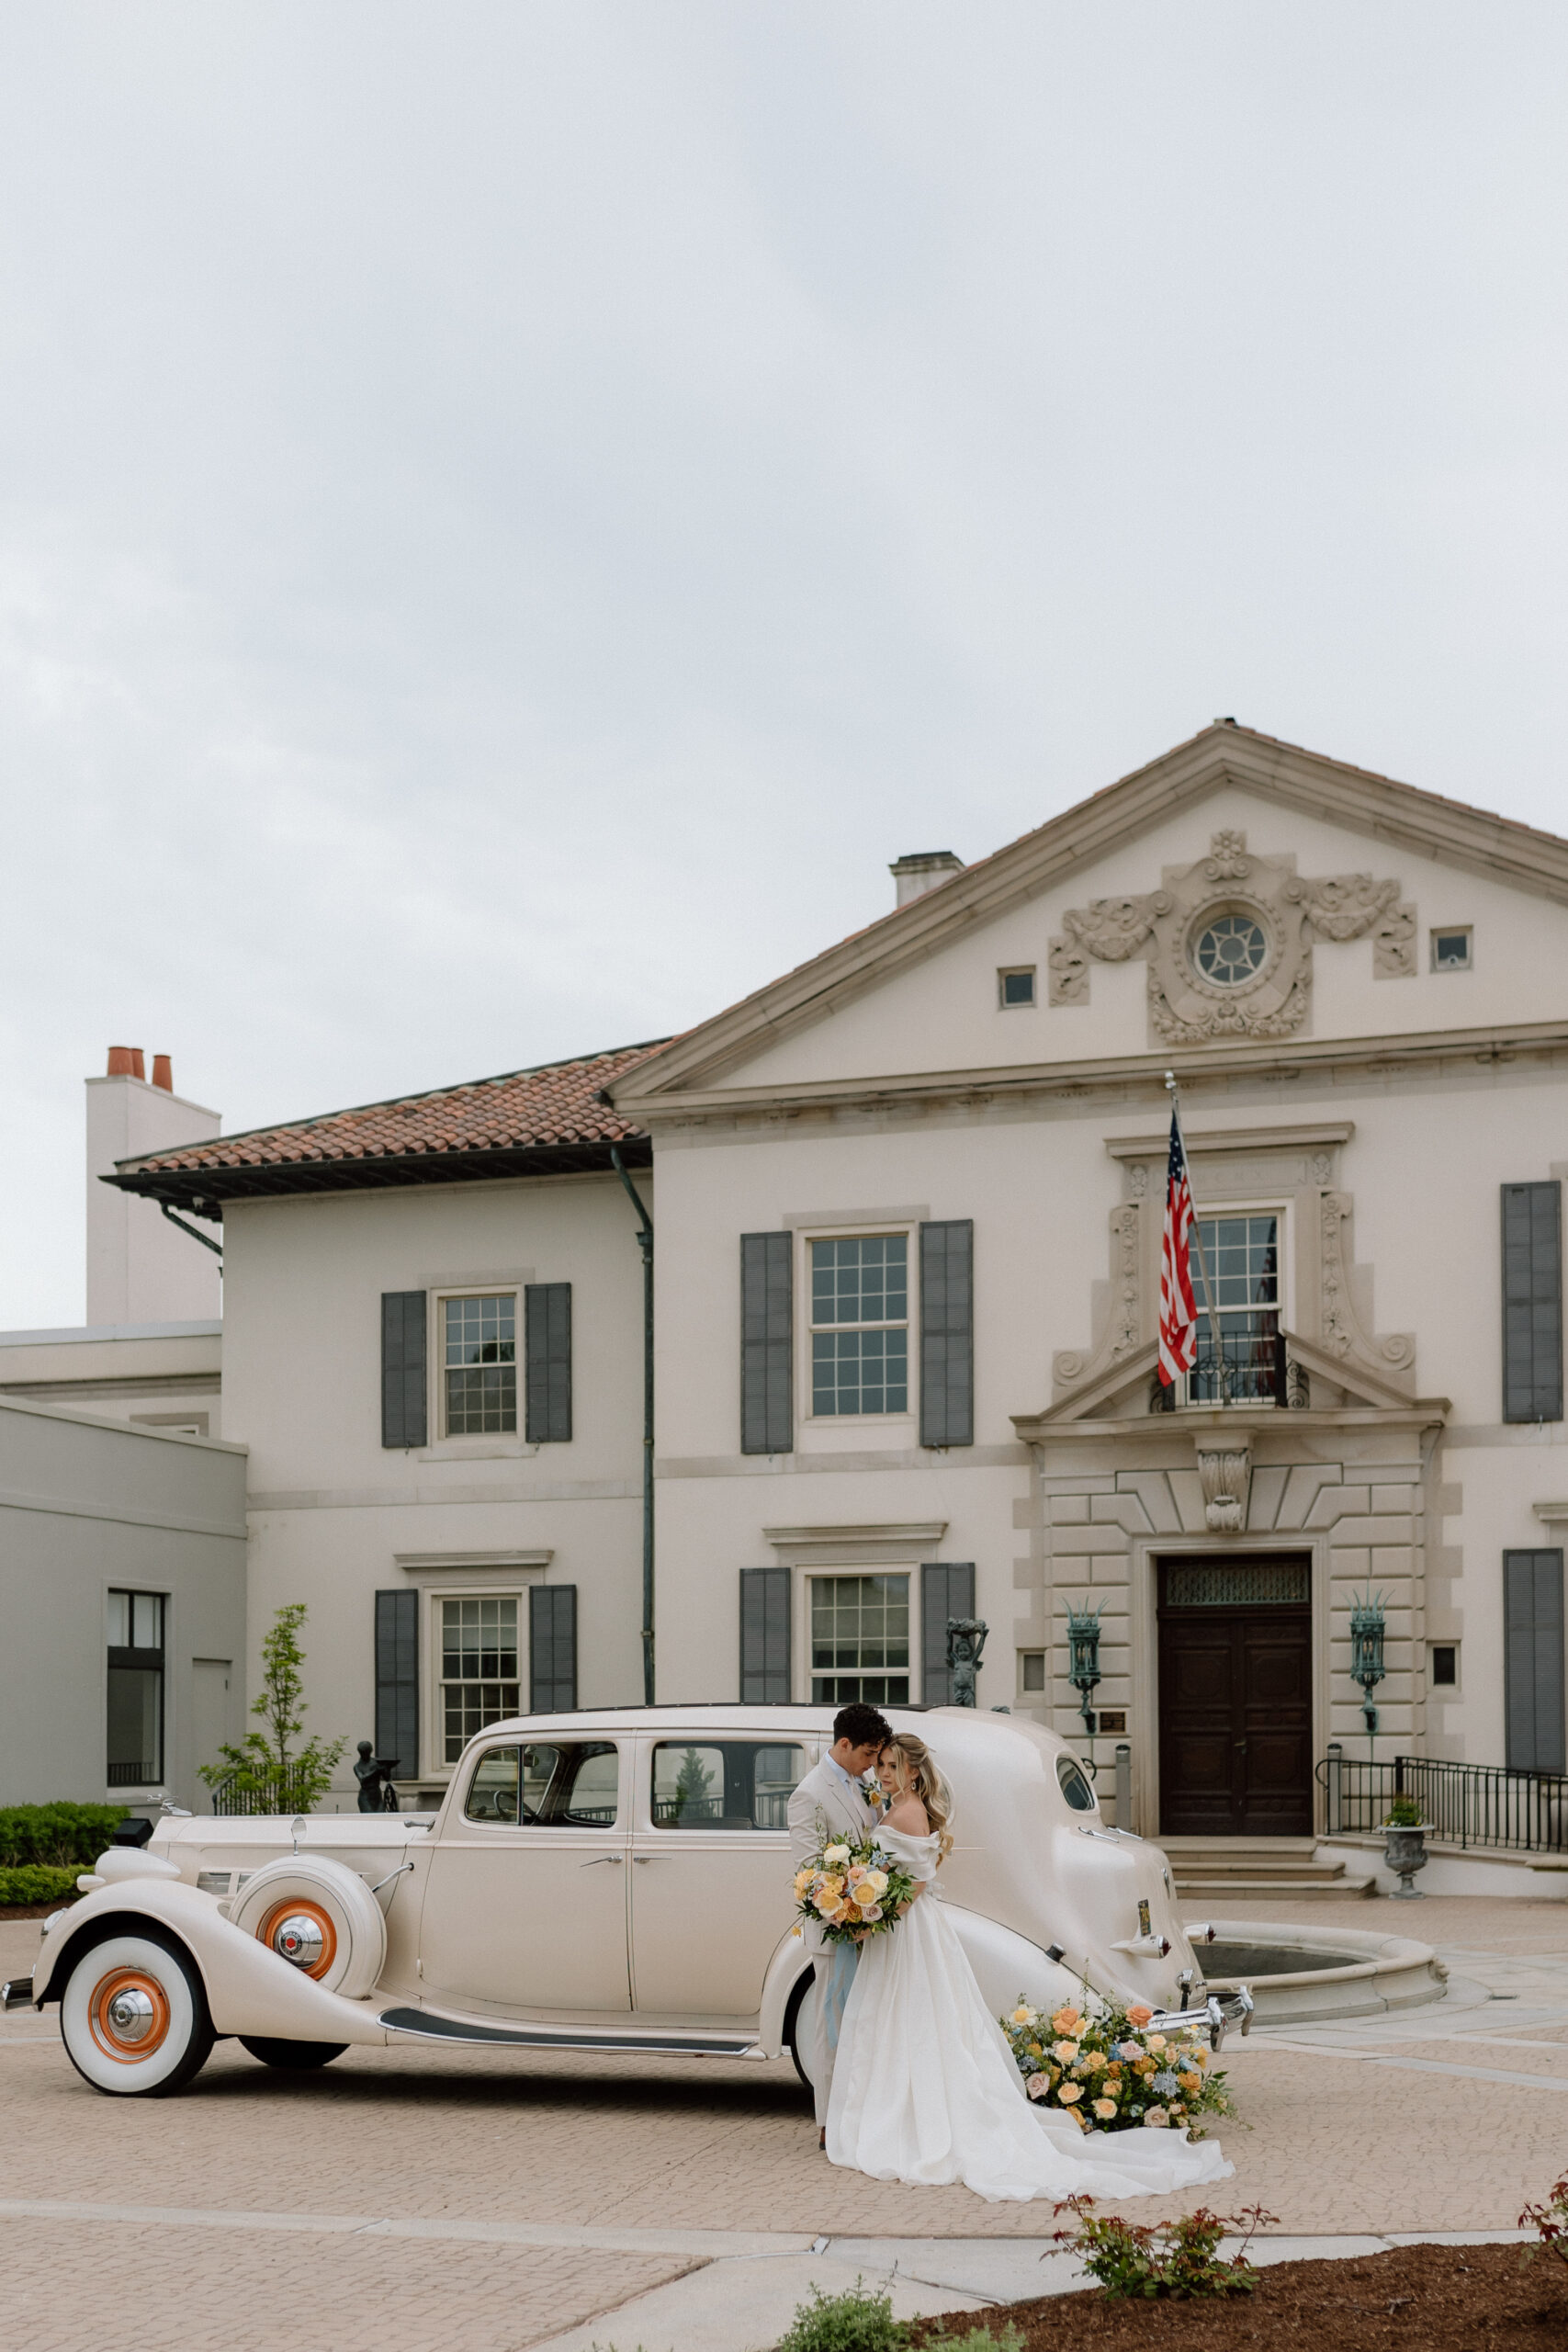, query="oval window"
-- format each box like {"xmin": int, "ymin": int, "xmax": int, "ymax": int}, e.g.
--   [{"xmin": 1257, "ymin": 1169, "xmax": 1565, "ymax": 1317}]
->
[
  {"xmin": 1055, "ymin": 1754, "xmax": 1096, "ymax": 1812},
  {"xmin": 1192, "ymin": 913, "xmax": 1267, "ymax": 987}
]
